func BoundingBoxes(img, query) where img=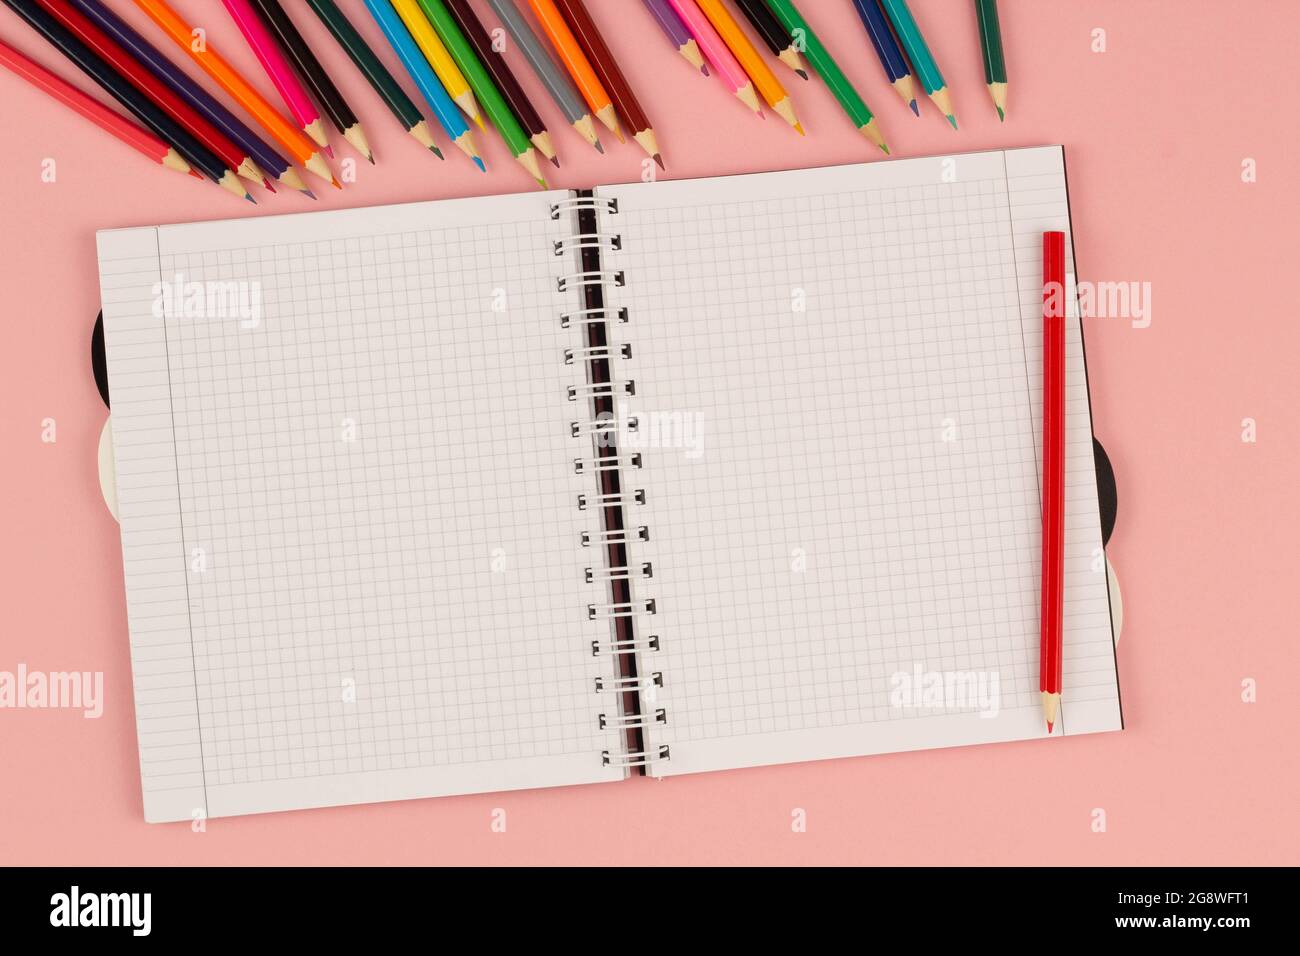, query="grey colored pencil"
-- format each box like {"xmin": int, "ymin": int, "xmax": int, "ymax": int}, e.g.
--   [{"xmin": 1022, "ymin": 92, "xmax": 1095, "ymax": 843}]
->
[{"xmin": 484, "ymin": 0, "xmax": 602, "ymax": 152}]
